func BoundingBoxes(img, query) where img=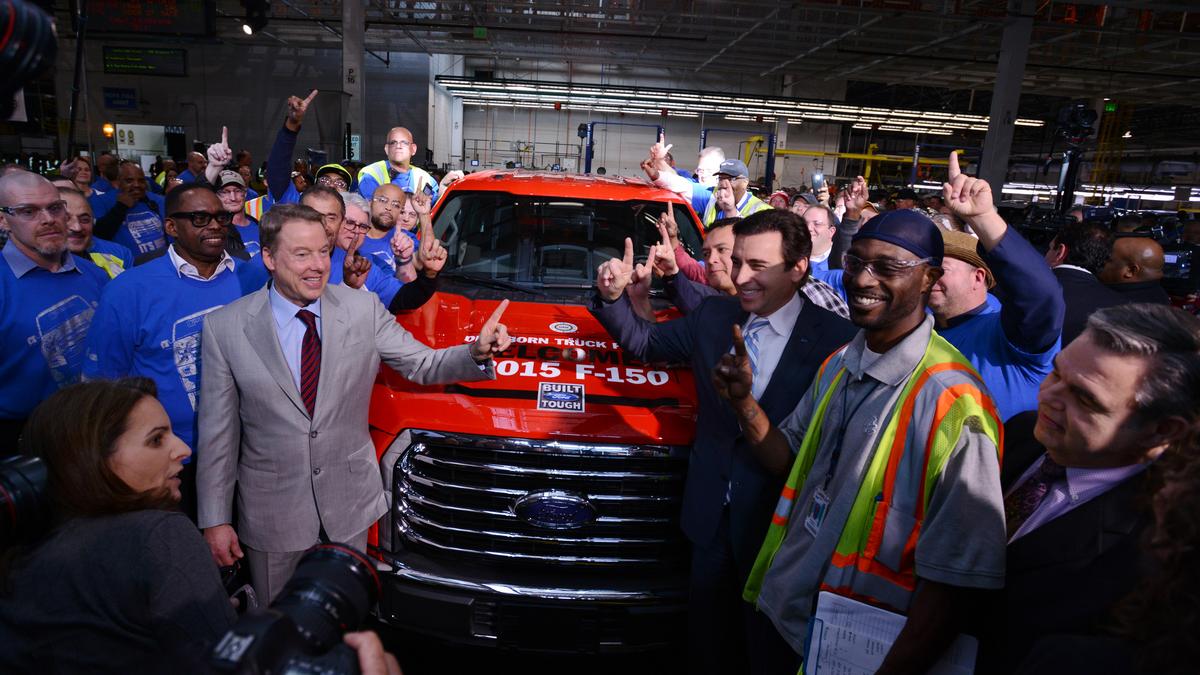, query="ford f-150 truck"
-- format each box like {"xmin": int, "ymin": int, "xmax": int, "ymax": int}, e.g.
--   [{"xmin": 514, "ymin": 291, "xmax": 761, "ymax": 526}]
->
[{"xmin": 368, "ymin": 170, "xmax": 706, "ymax": 652}]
